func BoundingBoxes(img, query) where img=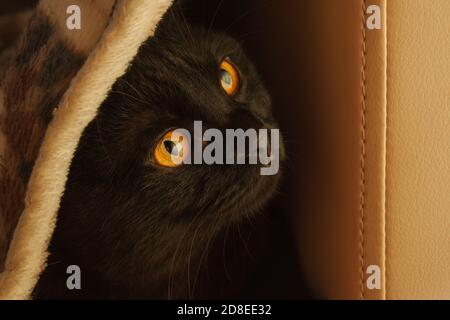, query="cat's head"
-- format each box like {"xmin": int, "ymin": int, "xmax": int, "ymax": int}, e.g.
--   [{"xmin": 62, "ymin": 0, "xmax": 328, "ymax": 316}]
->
[{"xmin": 55, "ymin": 11, "xmax": 284, "ymax": 288}]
